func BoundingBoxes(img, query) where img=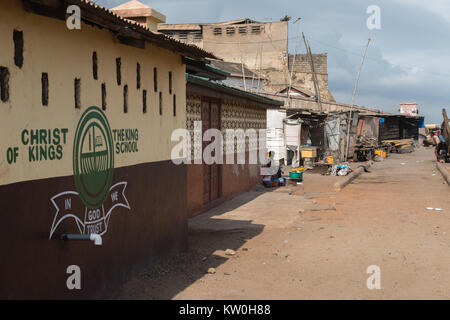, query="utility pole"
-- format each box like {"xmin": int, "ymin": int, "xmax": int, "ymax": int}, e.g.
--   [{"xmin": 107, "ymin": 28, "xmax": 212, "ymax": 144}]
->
[
  {"xmin": 238, "ymin": 40, "xmax": 247, "ymax": 91},
  {"xmin": 256, "ymin": 44, "xmax": 263, "ymax": 94},
  {"xmin": 288, "ymin": 18, "xmax": 301, "ymax": 107},
  {"xmin": 302, "ymin": 33, "xmax": 322, "ymax": 113},
  {"xmin": 442, "ymin": 108, "xmax": 450, "ymax": 145},
  {"xmin": 344, "ymin": 38, "xmax": 371, "ymax": 162}
]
